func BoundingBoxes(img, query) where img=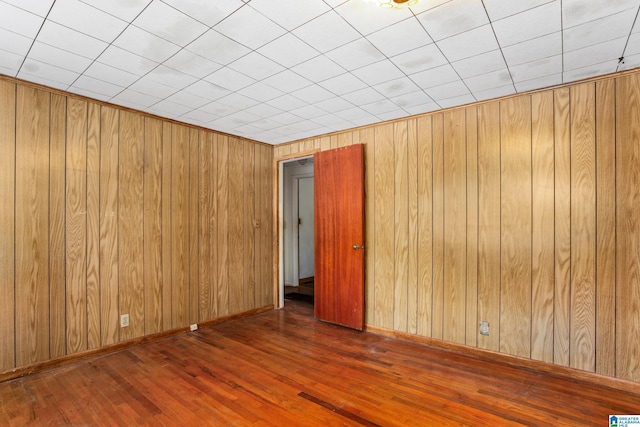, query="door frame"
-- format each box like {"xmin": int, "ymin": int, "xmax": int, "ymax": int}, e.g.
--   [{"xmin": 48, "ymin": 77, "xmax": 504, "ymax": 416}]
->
[{"xmin": 273, "ymin": 149, "xmax": 318, "ymax": 309}]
